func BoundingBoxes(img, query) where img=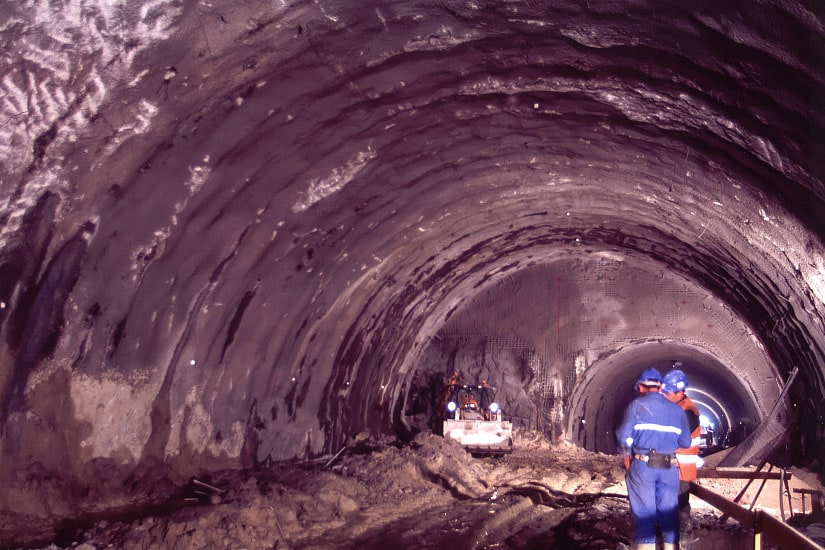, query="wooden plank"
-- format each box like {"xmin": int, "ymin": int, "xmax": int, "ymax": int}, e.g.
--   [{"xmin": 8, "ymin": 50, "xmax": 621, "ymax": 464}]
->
[
  {"xmin": 698, "ymin": 469, "xmax": 789, "ymax": 480},
  {"xmin": 792, "ymin": 488, "xmax": 822, "ymax": 495}
]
